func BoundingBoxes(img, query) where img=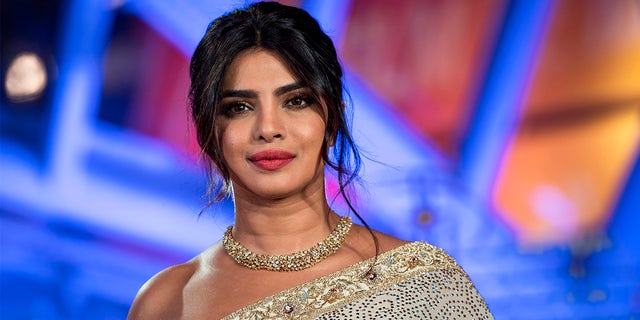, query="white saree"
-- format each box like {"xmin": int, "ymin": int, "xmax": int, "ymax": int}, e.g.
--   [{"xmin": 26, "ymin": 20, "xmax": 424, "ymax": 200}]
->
[{"xmin": 222, "ymin": 242, "xmax": 493, "ymax": 319}]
